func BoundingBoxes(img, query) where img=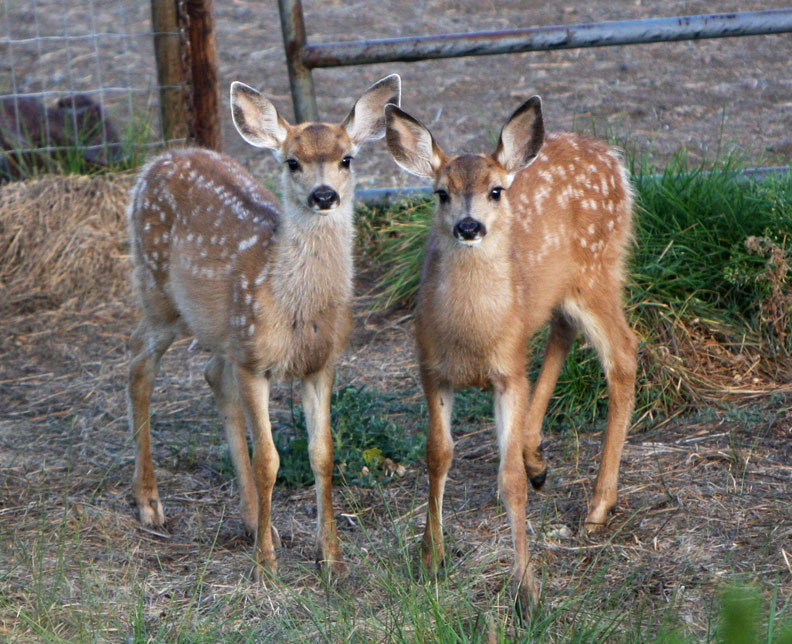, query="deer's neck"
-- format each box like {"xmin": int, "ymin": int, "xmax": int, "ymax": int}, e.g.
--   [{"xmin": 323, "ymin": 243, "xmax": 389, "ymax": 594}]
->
[
  {"xmin": 269, "ymin": 202, "xmax": 354, "ymax": 318},
  {"xmin": 424, "ymin": 226, "xmax": 515, "ymax": 331}
]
